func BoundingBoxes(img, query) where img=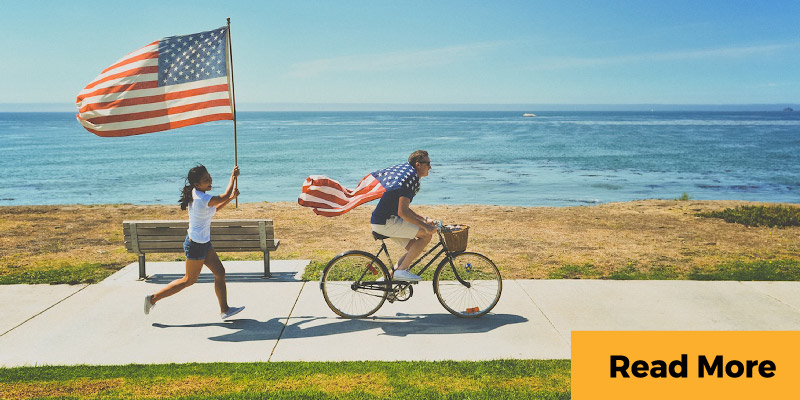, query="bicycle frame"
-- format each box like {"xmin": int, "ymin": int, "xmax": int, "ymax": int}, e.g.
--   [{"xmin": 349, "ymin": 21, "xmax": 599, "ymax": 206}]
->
[{"xmin": 373, "ymin": 229, "xmax": 472, "ymax": 288}]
